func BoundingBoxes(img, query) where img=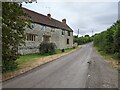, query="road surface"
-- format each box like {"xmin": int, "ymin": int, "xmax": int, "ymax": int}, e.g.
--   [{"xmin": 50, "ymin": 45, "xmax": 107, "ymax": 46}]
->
[{"xmin": 3, "ymin": 43, "xmax": 118, "ymax": 88}]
